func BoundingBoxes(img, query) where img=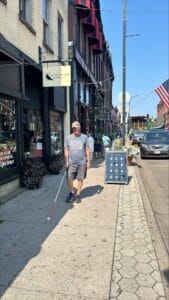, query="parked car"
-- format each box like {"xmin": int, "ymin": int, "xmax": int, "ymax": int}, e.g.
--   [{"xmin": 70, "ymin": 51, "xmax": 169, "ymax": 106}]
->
[
  {"xmin": 140, "ymin": 130, "xmax": 169, "ymax": 158},
  {"xmin": 129, "ymin": 129, "xmax": 134, "ymax": 140},
  {"xmin": 132, "ymin": 130, "xmax": 148, "ymax": 145},
  {"xmin": 149, "ymin": 126, "xmax": 165, "ymax": 130}
]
